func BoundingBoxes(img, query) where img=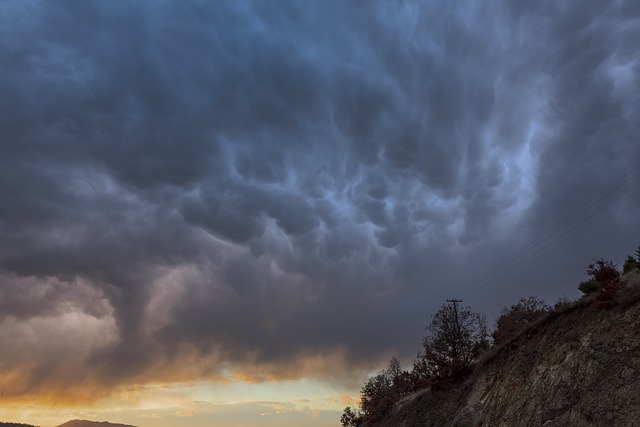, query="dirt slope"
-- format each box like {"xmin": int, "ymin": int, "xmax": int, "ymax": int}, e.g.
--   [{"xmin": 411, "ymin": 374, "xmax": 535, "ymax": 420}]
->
[{"xmin": 378, "ymin": 275, "xmax": 640, "ymax": 427}]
